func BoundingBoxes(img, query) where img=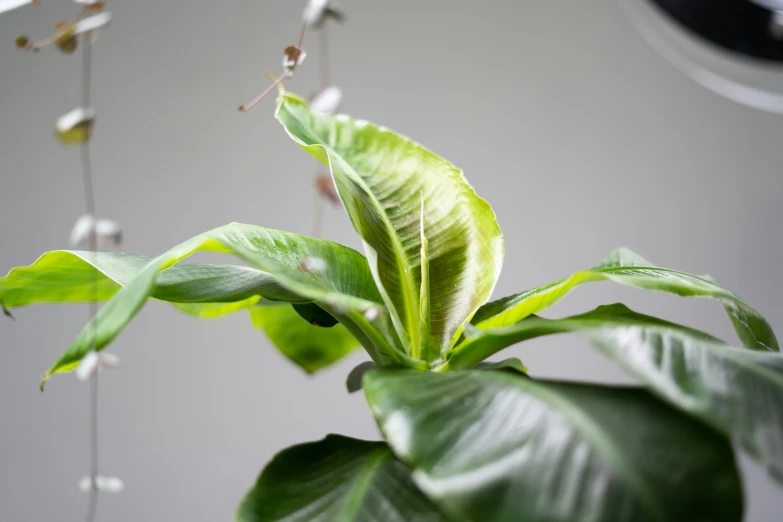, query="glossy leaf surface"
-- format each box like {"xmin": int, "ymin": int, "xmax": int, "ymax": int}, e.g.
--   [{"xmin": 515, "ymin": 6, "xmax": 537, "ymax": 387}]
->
[
  {"xmin": 276, "ymin": 92, "xmax": 503, "ymax": 361},
  {"xmin": 236, "ymin": 434, "xmax": 450, "ymax": 522},
  {"xmin": 0, "ymin": 250, "xmax": 299, "ymax": 313},
  {"xmin": 365, "ymin": 369, "xmax": 743, "ymax": 522},
  {"xmin": 473, "ymin": 248, "xmax": 777, "ymax": 352},
  {"xmin": 447, "ymin": 303, "xmax": 783, "ymax": 484},
  {"xmin": 33, "ymin": 224, "xmax": 387, "ymax": 385}
]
